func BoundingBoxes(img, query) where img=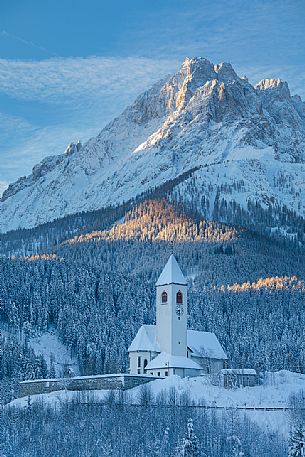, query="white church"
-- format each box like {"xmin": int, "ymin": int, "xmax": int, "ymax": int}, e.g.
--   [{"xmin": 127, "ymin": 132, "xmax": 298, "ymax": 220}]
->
[{"xmin": 128, "ymin": 255, "xmax": 228, "ymax": 378}]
